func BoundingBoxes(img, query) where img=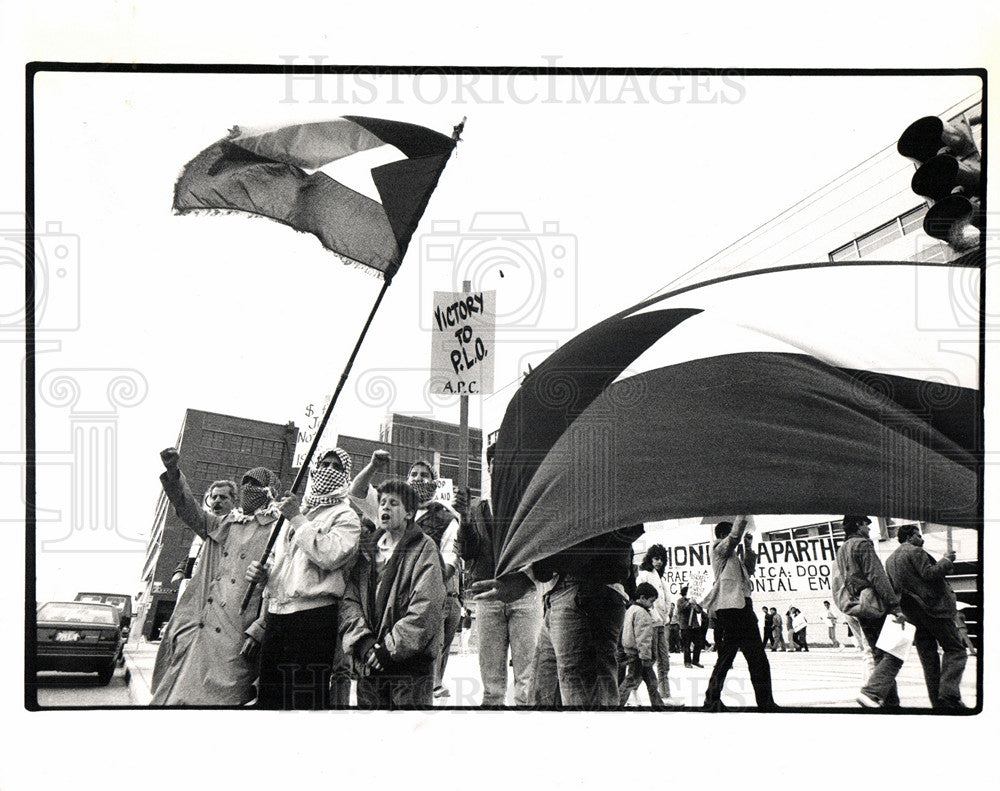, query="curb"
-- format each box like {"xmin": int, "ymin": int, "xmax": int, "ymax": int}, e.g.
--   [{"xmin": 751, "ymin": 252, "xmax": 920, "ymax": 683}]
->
[{"xmin": 123, "ymin": 645, "xmax": 153, "ymax": 706}]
